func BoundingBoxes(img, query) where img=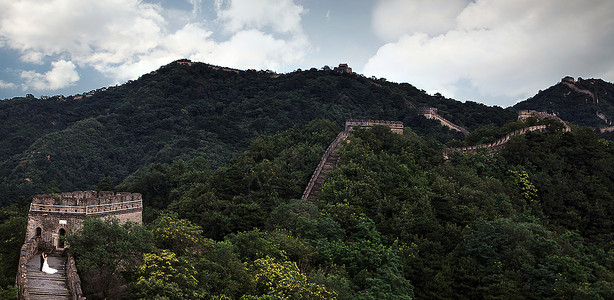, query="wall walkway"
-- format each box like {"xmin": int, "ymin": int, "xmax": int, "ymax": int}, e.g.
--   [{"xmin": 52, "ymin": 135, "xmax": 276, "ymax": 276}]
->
[
  {"xmin": 418, "ymin": 108, "xmax": 469, "ymax": 135},
  {"xmin": 302, "ymin": 120, "xmax": 403, "ymax": 201}
]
